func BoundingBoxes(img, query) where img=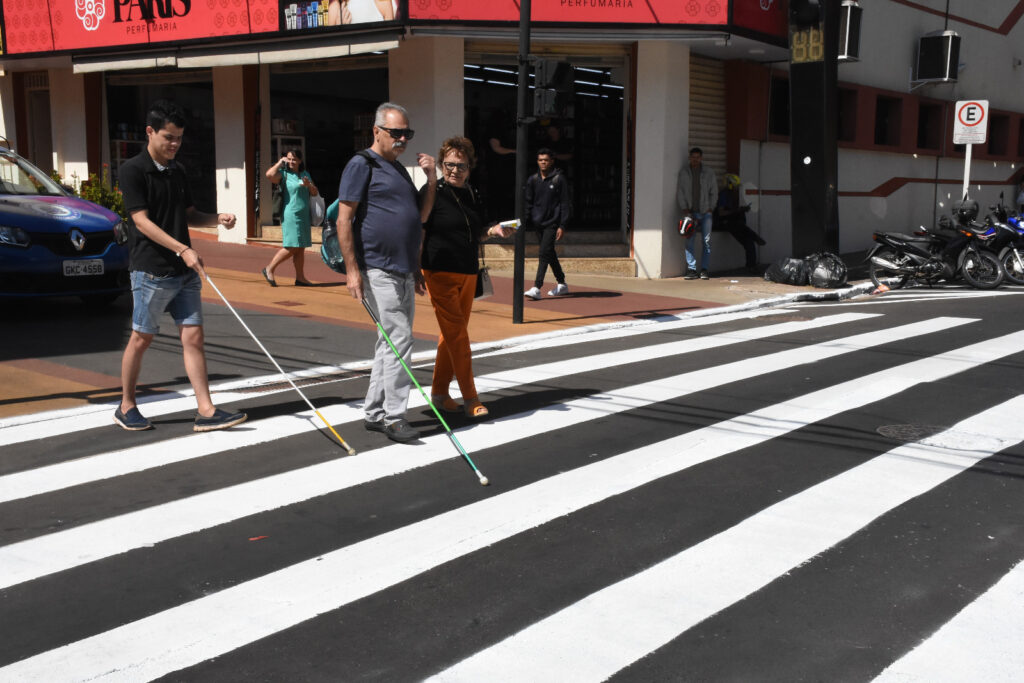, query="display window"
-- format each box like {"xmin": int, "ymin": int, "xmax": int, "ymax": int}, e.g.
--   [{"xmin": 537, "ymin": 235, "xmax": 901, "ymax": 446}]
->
[
  {"xmin": 464, "ymin": 54, "xmax": 627, "ymax": 231},
  {"xmin": 266, "ymin": 57, "xmax": 389, "ymax": 222},
  {"xmin": 105, "ymin": 73, "xmax": 217, "ymax": 212}
]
